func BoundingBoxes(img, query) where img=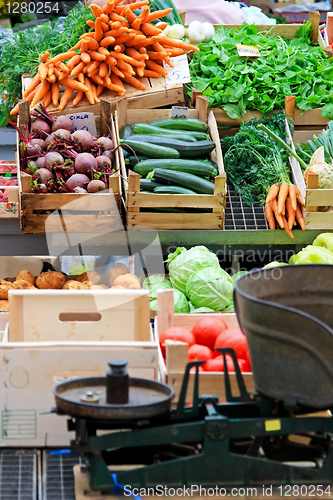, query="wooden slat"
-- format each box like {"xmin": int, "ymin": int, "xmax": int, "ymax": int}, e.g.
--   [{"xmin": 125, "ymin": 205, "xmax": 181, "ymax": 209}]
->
[
  {"xmin": 21, "ymin": 213, "xmax": 123, "ymax": 233},
  {"xmin": 306, "ymin": 172, "xmax": 319, "ymax": 212},
  {"xmin": 309, "ymin": 11, "xmax": 320, "ymax": 43},
  {"xmin": 305, "ymin": 211, "xmax": 333, "ymax": 229},
  {"xmin": 127, "ymin": 191, "xmax": 224, "ymax": 209},
  {"xmin": 220, "ymin": 23, "xmax": 312, "ymax": 40},
  {"xmin": 208, "ymin": 111, "xmax": 224, "ymax": 175},
  {"xmin": 306, "ymin": 188, "xmax": 333, "ymax": 206},
  {"xmin": 293, "ymin": 129, "xmax": 322, "ymax": 144},
  {"xmin": 126, "ymin": 212, "xmax": 224, "ymax": 230},
  {"xmin": 21, "ymin": 192, "xmax": 119, "ymax": 211}
]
